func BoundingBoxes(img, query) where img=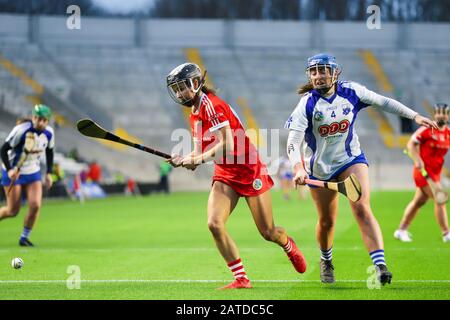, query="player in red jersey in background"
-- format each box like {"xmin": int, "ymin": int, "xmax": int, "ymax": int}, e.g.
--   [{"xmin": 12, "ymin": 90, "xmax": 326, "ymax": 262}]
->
[
  {"xmin": 166, "ymin": 63, "xmax": 307, "ymax": 289},
  {"xmin": 395, "ymin": 103, "xmax": 450, "ymax": 243}
]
